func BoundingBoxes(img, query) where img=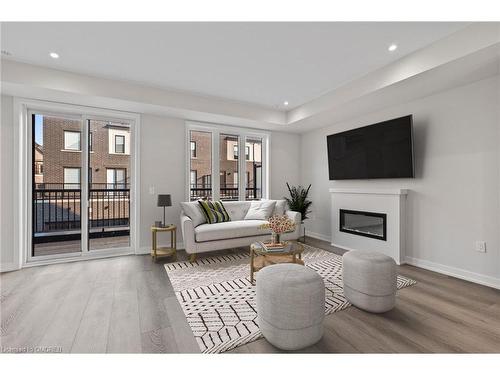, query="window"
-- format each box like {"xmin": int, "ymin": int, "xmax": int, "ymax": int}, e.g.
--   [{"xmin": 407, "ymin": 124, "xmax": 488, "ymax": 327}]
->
[
  {"xmin": 187, "ymin": 123, "xmax": 268, "ymax": 201},
  {"xmin": 64, "ymin": 131, "xmax": 81, "ymax": 150},
  {"xmin": 189, "ymin": 130, "xmax": 212, "ymax": 201},
  {"xmin": 190, "ymin": 170, "xmax": 197, "ymax": 186},
  {"xmin": 246, "ymin": 138, "xmax": 263, "ymax": 200},
  {"xmin": 34, "ymin": 162, "xmax": 43, "ymax": 175},
  {"xmin": 190, "ymin": 141, "xmax": 197, "ymax": 158},
  {"xmin": 202, "ymin": 174, "xmax": 211, "ymax": 188},
  {"xmin": 64, "ymin": 167, "xmax": 80, "ymax": 189},
  {"xmin": 106, "ymin": 168, "xmax": 127, "ymax": 189},
  {"xmin": 115, "ymin": 135, "xmax": 125, "ymax": 154},
  {"xmin": 89, "ymin": 132, "xmax": 93, "ymax": 152},
  {"xmin": 107, "ymin": 168, "xmax": 126, "ymax": 189},
  {"xmin": 222, "ymin": 134, "xmax": 239, "ymax": 201}
]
